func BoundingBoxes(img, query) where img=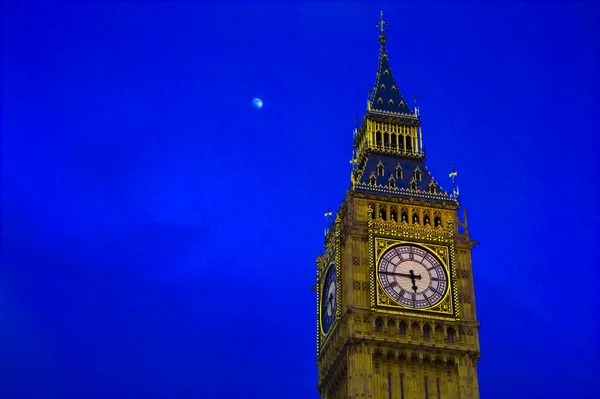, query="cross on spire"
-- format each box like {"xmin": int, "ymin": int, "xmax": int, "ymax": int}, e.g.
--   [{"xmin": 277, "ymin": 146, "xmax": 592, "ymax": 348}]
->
[
  {"xmin": 376, "ymin": 10, "xmax": 389, "ymax": 46},
  {"xmin": 376, "ymin": 10, "xmax": 388, "ymax": 35}
]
